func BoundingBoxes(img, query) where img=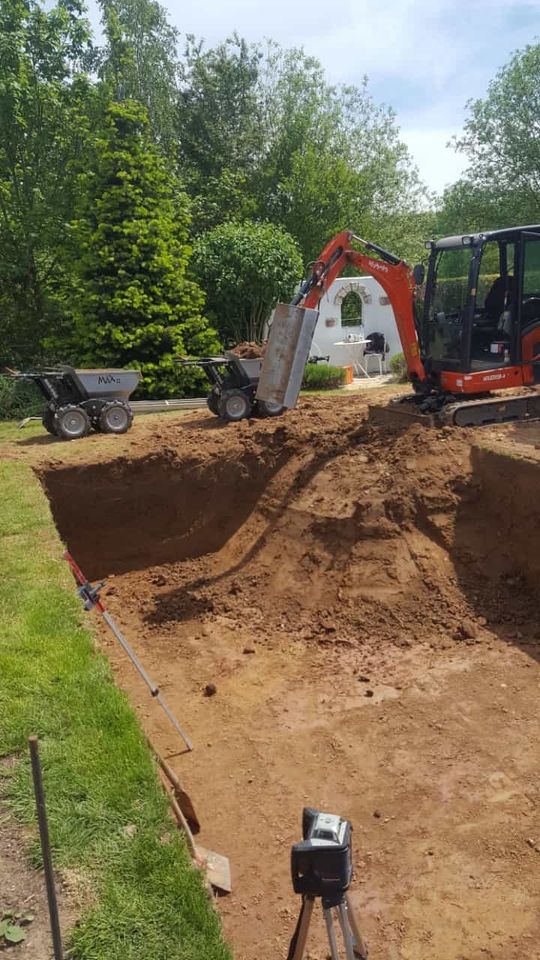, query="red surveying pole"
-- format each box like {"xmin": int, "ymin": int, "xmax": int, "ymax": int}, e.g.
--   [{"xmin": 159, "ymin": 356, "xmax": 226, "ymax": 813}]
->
[{"xmin": 64, "ymin": 550, "xmax": 193, "ymax": 752}]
